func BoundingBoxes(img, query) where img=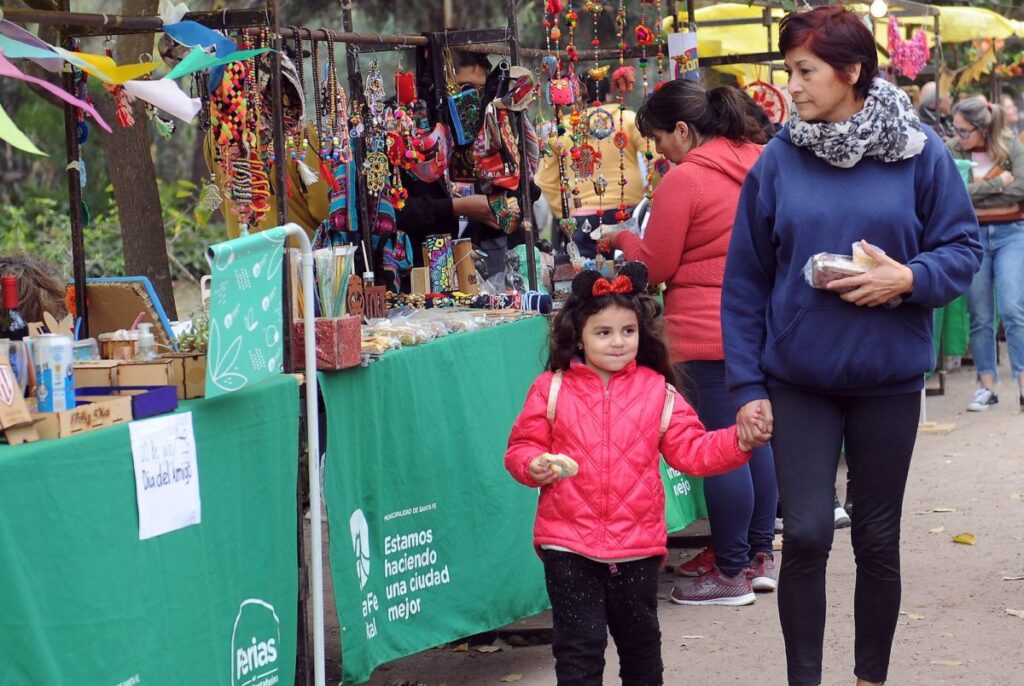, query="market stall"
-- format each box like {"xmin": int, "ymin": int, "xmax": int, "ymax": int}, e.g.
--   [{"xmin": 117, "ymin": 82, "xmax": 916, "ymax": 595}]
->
[{"xmin": 0, "ymin": 374, "xmax": 300, "ymax": 685}]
